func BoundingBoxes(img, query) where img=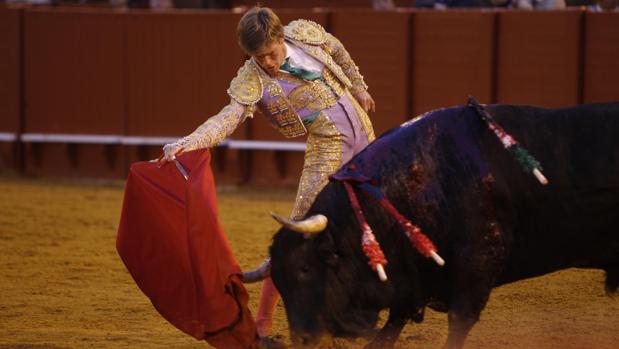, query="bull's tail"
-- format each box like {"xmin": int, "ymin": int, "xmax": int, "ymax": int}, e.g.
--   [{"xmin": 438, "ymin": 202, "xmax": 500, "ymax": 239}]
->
[{"xmin": 605, "ymin": 267, "xmax": 619, "ymax": 296}]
